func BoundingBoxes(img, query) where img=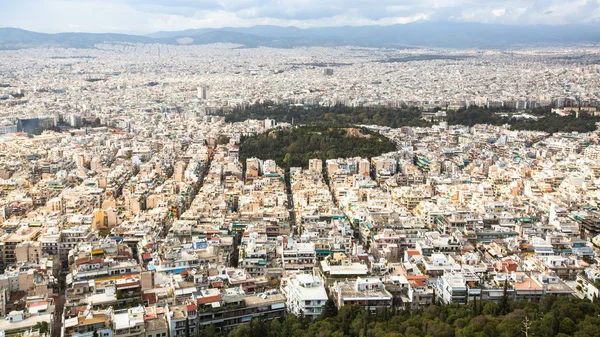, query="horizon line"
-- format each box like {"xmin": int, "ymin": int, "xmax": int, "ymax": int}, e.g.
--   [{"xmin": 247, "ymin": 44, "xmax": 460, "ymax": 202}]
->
[{"xmin": 2, "ymin": 21, "xmax": 599, "ymax": 36}]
